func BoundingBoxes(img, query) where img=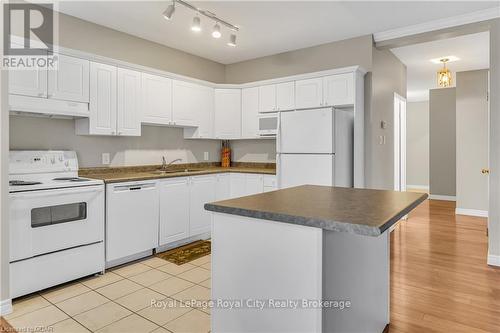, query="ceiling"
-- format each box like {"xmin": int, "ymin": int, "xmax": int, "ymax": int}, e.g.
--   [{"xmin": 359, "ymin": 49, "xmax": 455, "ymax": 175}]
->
[
  {"xmin": 54, "ymin": 1, "xmax": 499, "ymax": 65},
  {"xmin": 391, "ymin": 31, "xmax": 490, "ymax": 102}
]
